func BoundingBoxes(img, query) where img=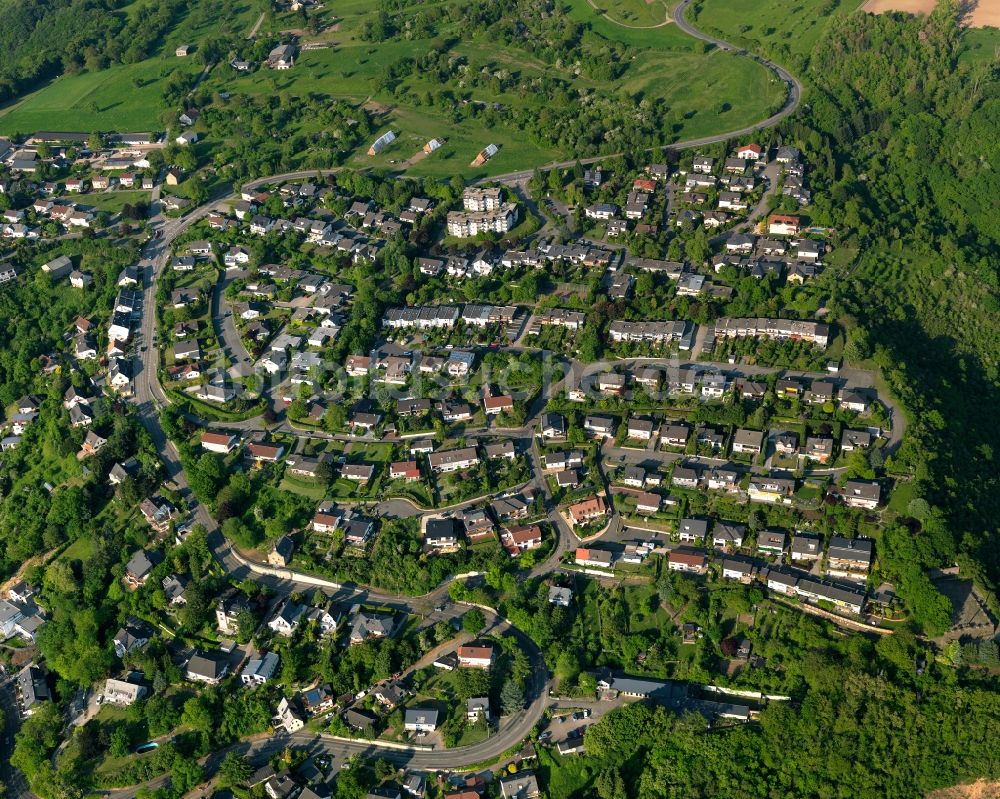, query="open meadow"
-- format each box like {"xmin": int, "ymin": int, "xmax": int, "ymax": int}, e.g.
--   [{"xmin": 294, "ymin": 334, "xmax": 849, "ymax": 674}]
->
[
  {"xmin": 690, "ymin": 0, "xmax": 868, "ymax": 65},
  {"xmin": 2, "ymin": 0, "xmax": 787, "ymax": 176}
]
